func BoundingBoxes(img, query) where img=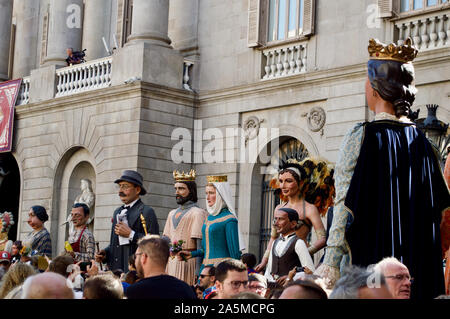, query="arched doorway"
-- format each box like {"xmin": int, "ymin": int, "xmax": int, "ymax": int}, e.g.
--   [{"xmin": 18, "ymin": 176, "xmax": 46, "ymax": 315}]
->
[
  {"xmin": 0, "ymin": 153, "xmax": 20, "ymax": 241},
  {"xmin": 258, "ymin": 138, "xmax": 309, "ymax": 259}
]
